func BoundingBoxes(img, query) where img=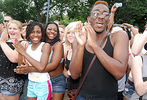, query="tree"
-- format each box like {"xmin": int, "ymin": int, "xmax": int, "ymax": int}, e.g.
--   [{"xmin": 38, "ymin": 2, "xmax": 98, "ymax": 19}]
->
[{"xmin": 0, "ymin": 0, "xmax": 146, "ymax": 32}]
